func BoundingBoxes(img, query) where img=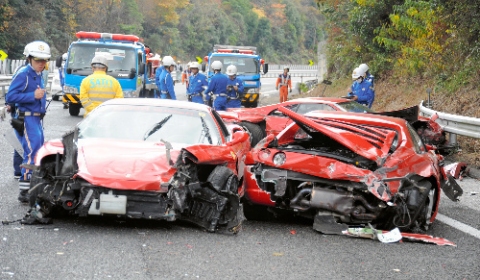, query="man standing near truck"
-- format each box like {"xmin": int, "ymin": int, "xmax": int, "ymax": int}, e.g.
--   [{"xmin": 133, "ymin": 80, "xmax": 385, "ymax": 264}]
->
[
  {"xmin": 276, "ymin": 66, "xmax": 292, "ymax": 103},
  {"xmin": 187, "ymin": 62, "xmax": 208, "ymax": 104},
  {"xmin": 80, "ymin": 54, "xmax": 123, "ymax": 117}
]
